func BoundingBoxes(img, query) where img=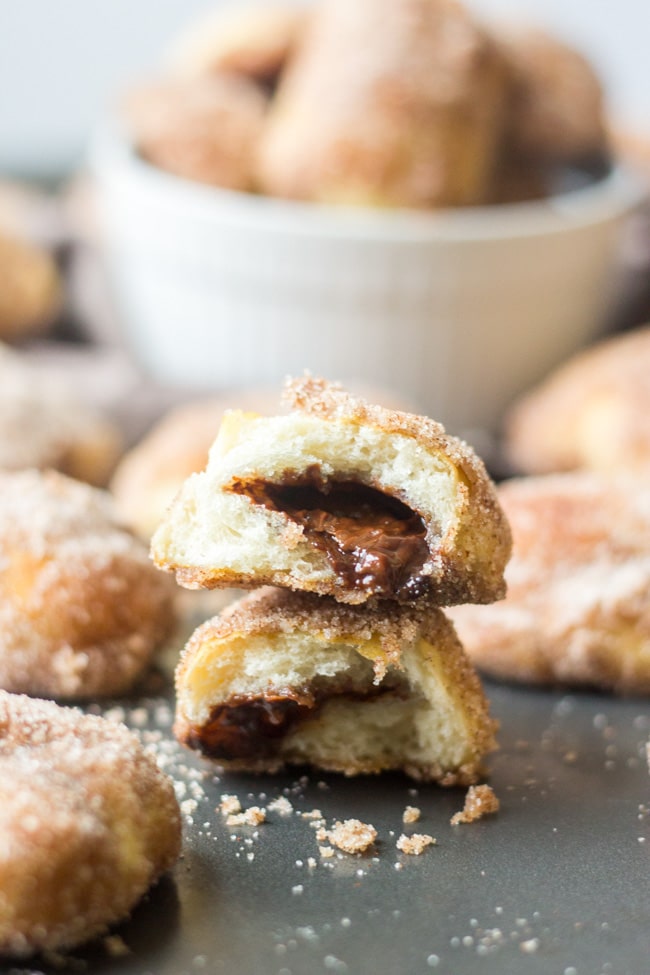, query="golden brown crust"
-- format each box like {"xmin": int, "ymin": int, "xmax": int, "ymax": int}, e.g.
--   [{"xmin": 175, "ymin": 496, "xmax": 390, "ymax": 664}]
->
[
  {"xmin": 0, "ymin": 691, "xmax": 181, "ymax": 957},
  {"xmin": 450, "ymin": 472, "xmax": 650, "ymax": 693},
  {"xmin": 0, "ymin": 469, "xmax": 176, "ymax": 700},
  {"xmin": 504, "ymin": 325, "xmax": 650, "ymax": 476},
  {"xmin": 124, "ymin": 75, "xmax": 268, "ymax": 190},
  {"xmin": 175, "ymin": 587, "xmax": 497, "ymax": 783}
]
